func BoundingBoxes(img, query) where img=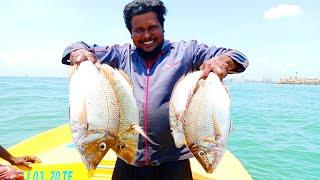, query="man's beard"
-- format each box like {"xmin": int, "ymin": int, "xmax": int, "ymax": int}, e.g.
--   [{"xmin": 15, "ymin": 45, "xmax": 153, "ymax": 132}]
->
[{"xmin": 136, "ymin": 41, "xmax": 164, "ymax": 60}]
